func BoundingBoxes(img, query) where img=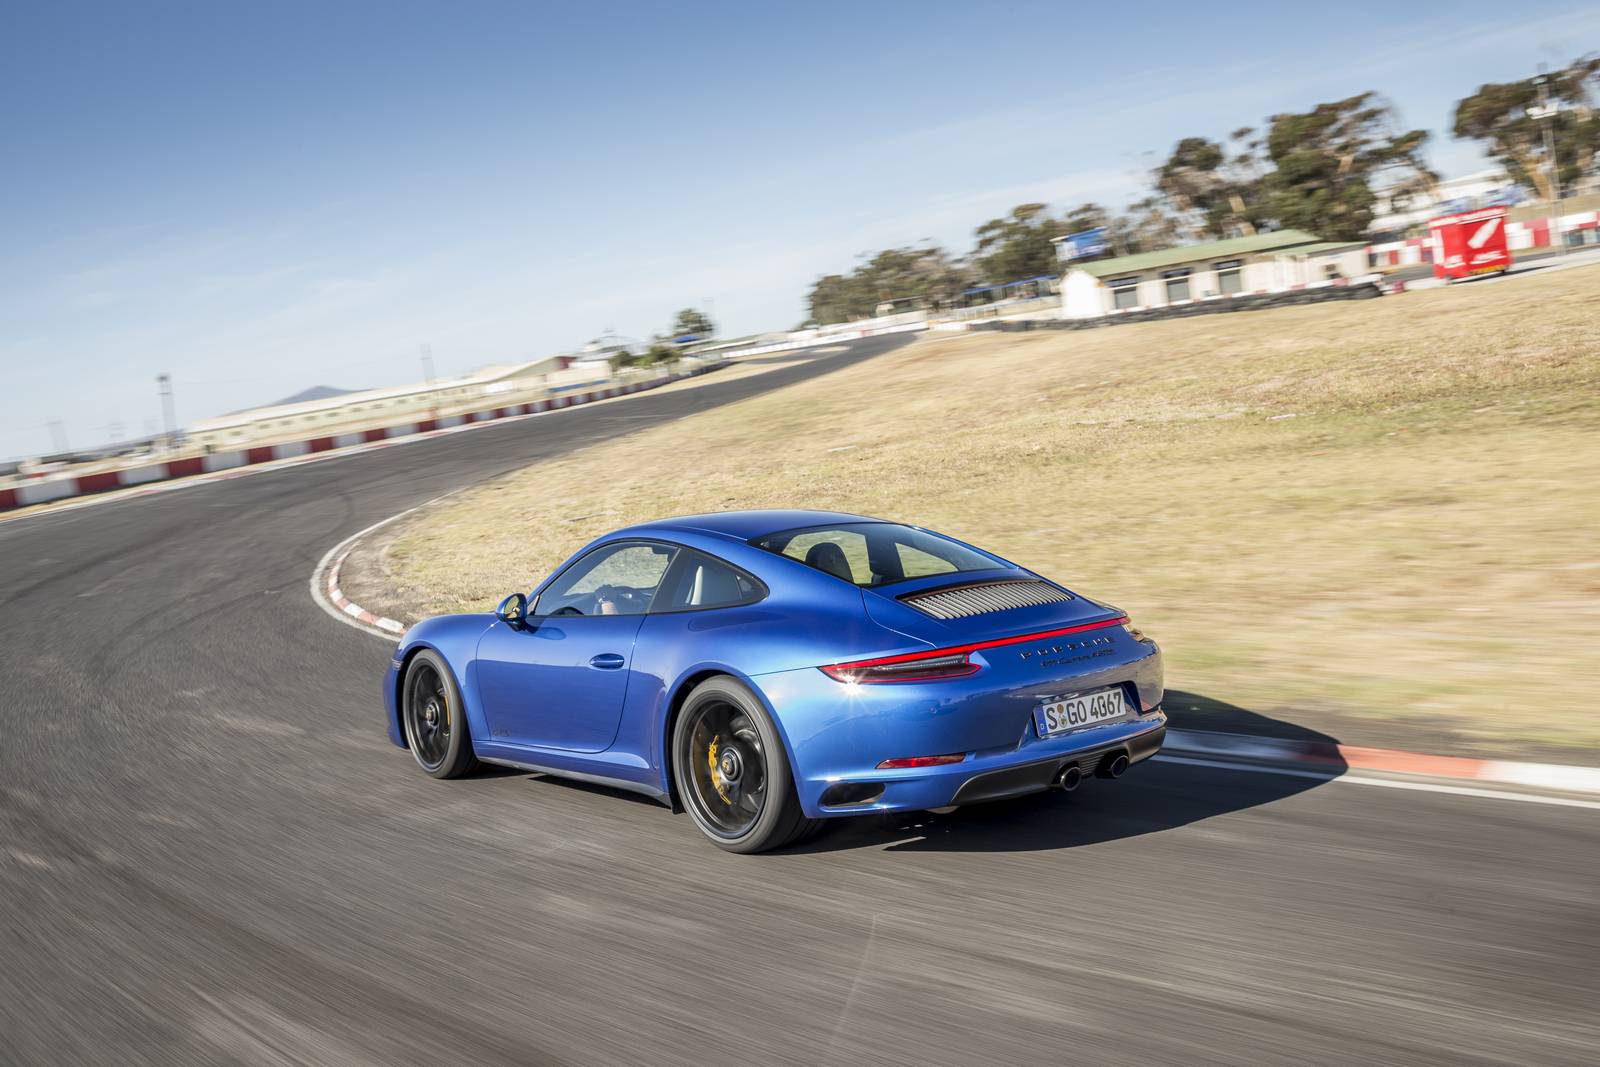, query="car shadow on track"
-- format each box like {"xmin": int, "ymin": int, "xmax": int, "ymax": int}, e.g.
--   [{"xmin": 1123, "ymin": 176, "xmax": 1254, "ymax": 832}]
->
[
  {"xmin": 495, "ymin": 770, "xmax": 668, "ymax": 808},
  {"xmin": 792, "ymin": 691, "xmax": 1348, "ymax": 855}
]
